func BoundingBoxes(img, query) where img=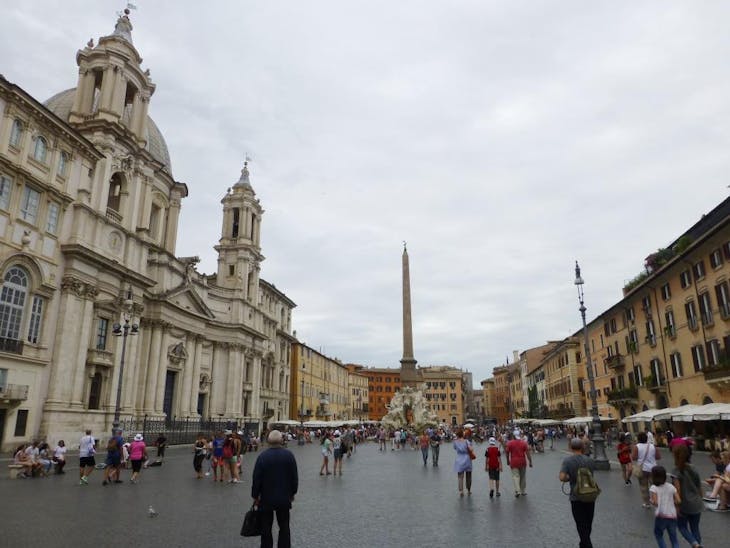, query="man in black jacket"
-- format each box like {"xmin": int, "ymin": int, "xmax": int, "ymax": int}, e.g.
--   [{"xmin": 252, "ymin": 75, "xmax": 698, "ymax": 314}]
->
[{"xmin": 251, "ymin": 430, "xmax": 298, "ymax": 548}]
